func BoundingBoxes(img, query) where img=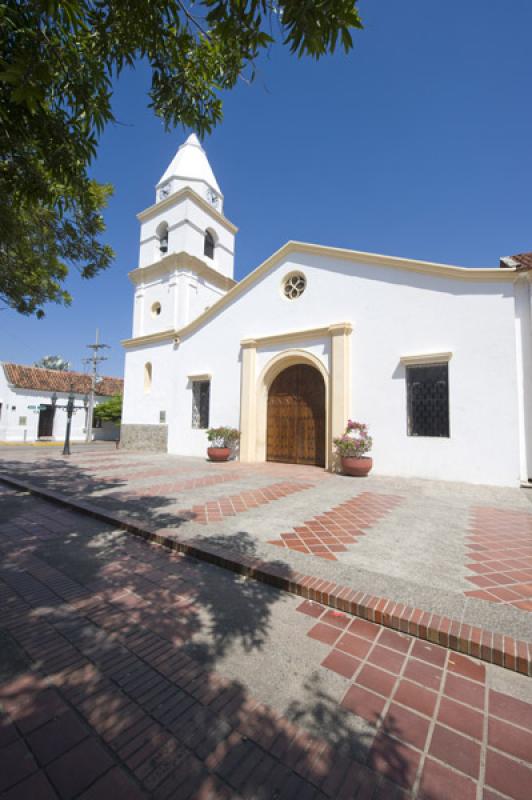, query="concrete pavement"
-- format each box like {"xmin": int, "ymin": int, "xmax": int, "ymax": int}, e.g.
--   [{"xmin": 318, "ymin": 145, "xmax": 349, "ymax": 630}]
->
[
  {"xmin": 1, "ymin": 445, "xmax": 531, "ymax": 649},
  {"xmin": 1, "ymin": 486, "xmax": 531, "ymax": 798}
]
